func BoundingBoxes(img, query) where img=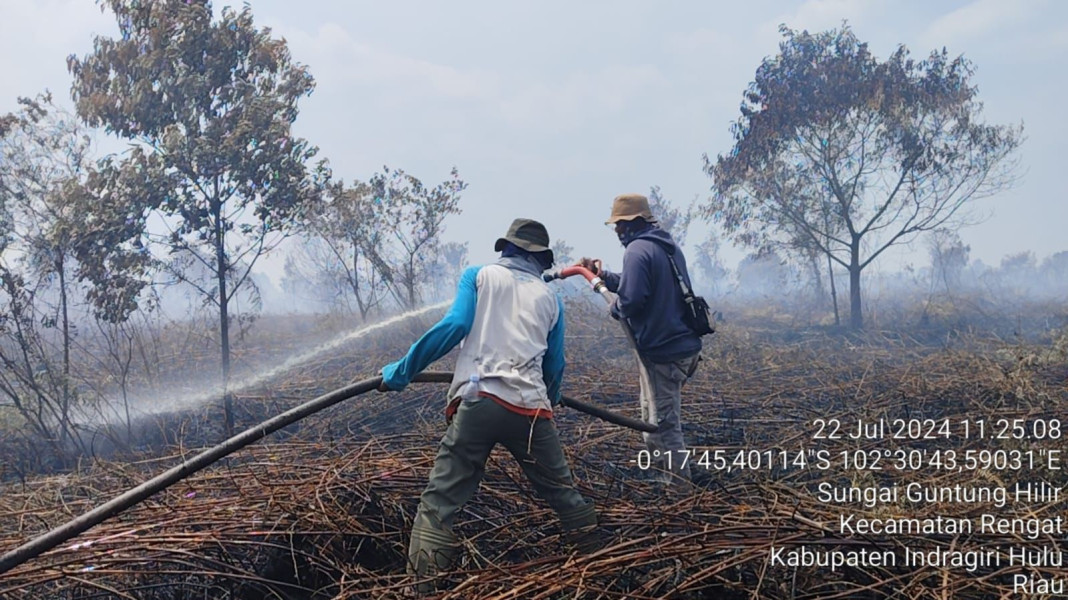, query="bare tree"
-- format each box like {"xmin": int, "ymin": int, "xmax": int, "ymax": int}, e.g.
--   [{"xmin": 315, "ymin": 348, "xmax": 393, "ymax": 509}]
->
[
  {"xmin": 364, "ymin": 167, "xmax": 466, "ymax": 310},
  {"xmin": 79, "ymin": 292, "xmax": 165, "ymax": 444},
  {"xmin": 0, "ymin": 271, "xmax": 85, "ymax": 463},
  {"xmin": 647, "ymin": 185, "xmax": 694, "ymax": 247},
  {"xmin": 428, "ymin": 241, "xmax": 469, "ymax": 303},
  {"xmin": 294, "ymin": 180, "xmax": 388, "ymax": 319}
]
